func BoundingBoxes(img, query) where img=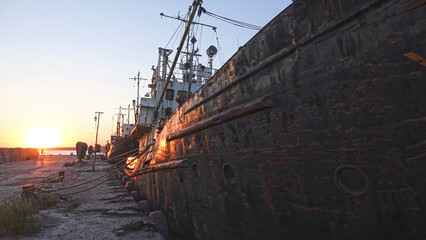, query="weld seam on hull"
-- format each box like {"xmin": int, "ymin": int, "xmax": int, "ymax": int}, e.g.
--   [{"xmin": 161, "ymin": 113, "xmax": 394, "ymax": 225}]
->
[{"xmin": 168, "ymin": 95, "xmax": 276, "ymax": 141}]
